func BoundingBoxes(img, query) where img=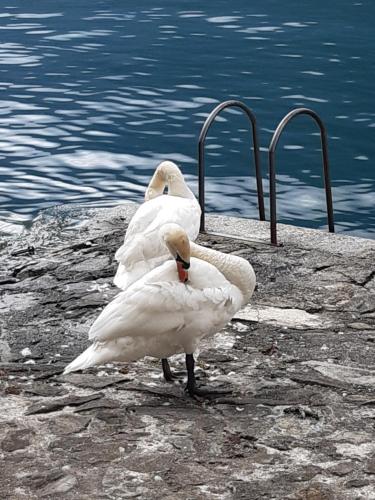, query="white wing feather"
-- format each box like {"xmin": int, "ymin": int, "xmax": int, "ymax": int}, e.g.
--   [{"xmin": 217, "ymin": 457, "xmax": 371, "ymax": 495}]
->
[
  {"xmin": 64, "ymin": 258, "xmax": 247, "ymax": 374},
  {"xmin": 91, "ymin": 259, "xmax": 241, "ymax": 342},
  {"xmin": 114, "ymin": 195, "xmax": 201, "ymax": 289}
]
